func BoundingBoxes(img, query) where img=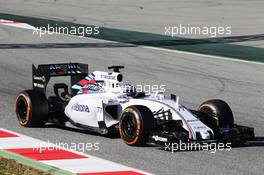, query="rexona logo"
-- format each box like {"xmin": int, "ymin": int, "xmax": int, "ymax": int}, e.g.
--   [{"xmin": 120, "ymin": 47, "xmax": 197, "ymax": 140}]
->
[{"xmin": 72, "ymin": 103, "xmax": 90, "ymax": 112}]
